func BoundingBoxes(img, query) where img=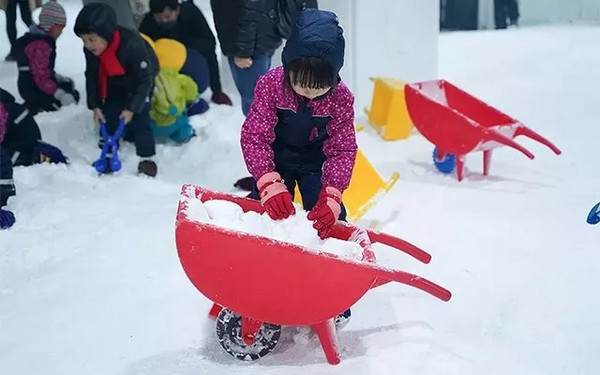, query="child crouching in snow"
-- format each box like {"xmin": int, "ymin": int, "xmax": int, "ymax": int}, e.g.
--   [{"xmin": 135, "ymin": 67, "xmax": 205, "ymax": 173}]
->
[
  {"xmin": 152, "ymin": 38, "xmax": 211, "ymax": 116},
  {"xmin": 150, "ymin": 67, "xmax": 199, "ymax": 143},
  {"xmin": 74, "ymin": 3, "xmax": 159, "ymax": 177},
  {"xmin": 240, "ymin": 9, "xmax": 356, "ymax": 327},
  {"xmin": 12, "ymin": 0, "xmax": 80, "ymax": 115}
]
